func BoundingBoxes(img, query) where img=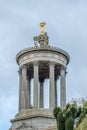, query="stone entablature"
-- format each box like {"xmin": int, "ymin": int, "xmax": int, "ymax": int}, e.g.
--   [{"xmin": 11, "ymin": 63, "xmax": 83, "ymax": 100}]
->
[
  {"xmin": 16, "ymin": 46, "xmax": 70, "ymax": 66},
  {"xmin": 17, "ymin": 49, "xmax": 67, "ymax": 67}
]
